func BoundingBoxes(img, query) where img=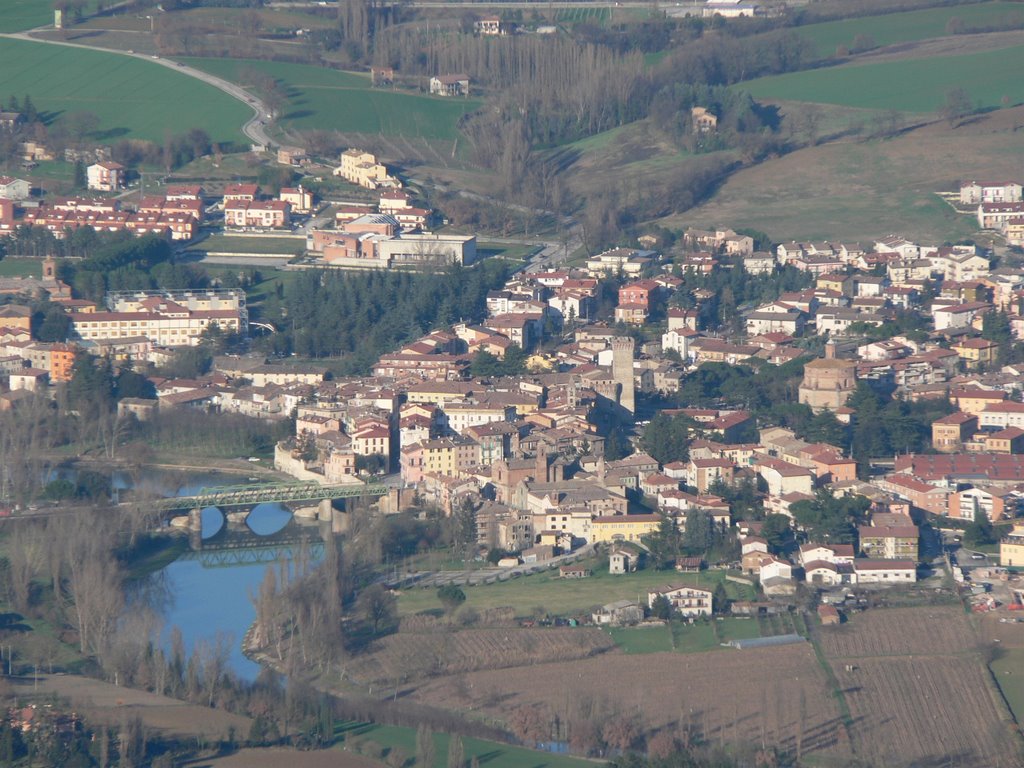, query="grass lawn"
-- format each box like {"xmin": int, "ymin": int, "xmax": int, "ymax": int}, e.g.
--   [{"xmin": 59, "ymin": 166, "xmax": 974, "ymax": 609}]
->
[
  {"xmin": 718, "ymin": 616, "xmax": 762, "ymax": 643},
  {"xmin": 0, "ymin": 0, "xmax": 59, "ymax": 33},
  {"xmin": 608, "ymin": 616, "xmax": 767, "ymax": 654},
  {"xmin": 991, "ymin": 647, "xmax": 1024, "ymax": 723},
  {"xmin": 743, "ymin": 43, "xmax": 1024, "ymax": 113},
  {"xmin": 341, "ymin": 723, "xmax": 596, "ymax": 768},
  {"xmin": 476, "ymin": 242, "xmax": 541, "ymax": 262},
  {"xmin": 0, "ymin": 38, "xmax": 249, "ymax": 144},
  {"xmin": 670, "ymin": 621, "xmax": 720, "ymax": 653},
  {"xmin": 182, "ymin": 58, "xmax": 479, "ymax": 141},
  {"xmin": 0, "ymin": 257, "xmax": 42, "ymax": 278},
  {"xmin": 397, "ymin": 565, "xmax": 755, "ymax": 617},
  {"xmin": 607, "ymin": 624, "xmax": 674, "ymax": 653},
  {"xmin": 795, "ymin": 2, "xmax": 1024, "ymax": 58},
  {"xmin": 193, "ymin": 234, "xmax": 305, "ymax": 255}
]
